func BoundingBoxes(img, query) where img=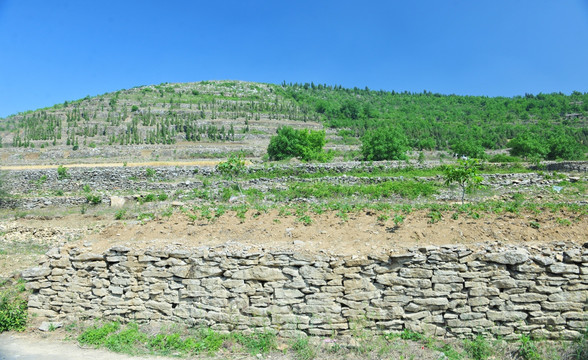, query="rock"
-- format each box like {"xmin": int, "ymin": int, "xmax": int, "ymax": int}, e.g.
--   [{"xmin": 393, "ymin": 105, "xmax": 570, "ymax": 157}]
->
[
  {"xmin": 232, "ymin": 266, "xmax": 286, "ymax": 281},
  {"xmin": 484, "ymin": 250, "xmax": 528, "ymax": 265},
  {"xmin": 549, "ymin": 263, "xmax": 580, "ymax": 274},
  {"xmin": 39, "ymin": 322, "xmax": 63, "ymax": 331},
  {"xmin": 21, "ymin": 267, "xmax": 51, "ymax": 279},
  {"xmin": 110, "ymin": 196, "xmax": 125, "ymax": 208}
]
